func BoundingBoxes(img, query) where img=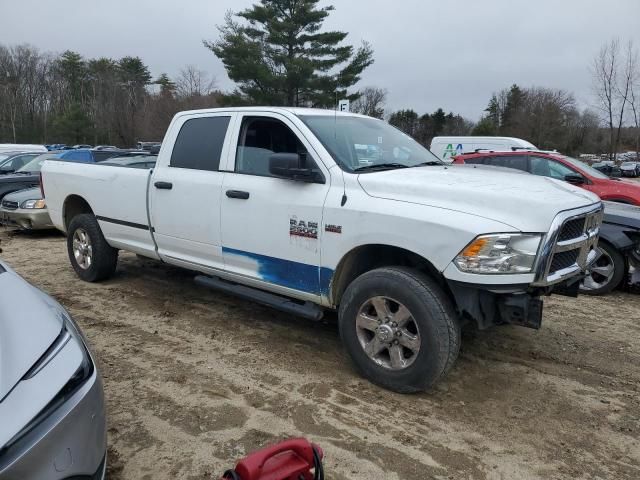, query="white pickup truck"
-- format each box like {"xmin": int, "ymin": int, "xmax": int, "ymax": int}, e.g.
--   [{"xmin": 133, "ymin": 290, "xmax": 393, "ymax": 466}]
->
[{"xmin": 42, "ymin": 107, "xmax": 603, "ymax": 392}]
